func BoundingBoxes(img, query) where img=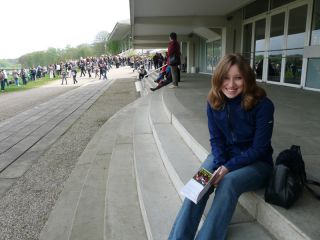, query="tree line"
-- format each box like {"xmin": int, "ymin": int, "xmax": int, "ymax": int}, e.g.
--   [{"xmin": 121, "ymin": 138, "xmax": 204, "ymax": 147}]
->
[{"xmin": 18, "ymin": 31, "xmax": 121, "ymax": 68}]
